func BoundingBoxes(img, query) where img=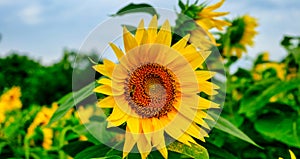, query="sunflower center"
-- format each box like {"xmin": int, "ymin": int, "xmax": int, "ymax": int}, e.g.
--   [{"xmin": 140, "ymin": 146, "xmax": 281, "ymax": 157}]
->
[{"xmin": 125, "ymin": 63, "xmax": 177, "ymax": 118}]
